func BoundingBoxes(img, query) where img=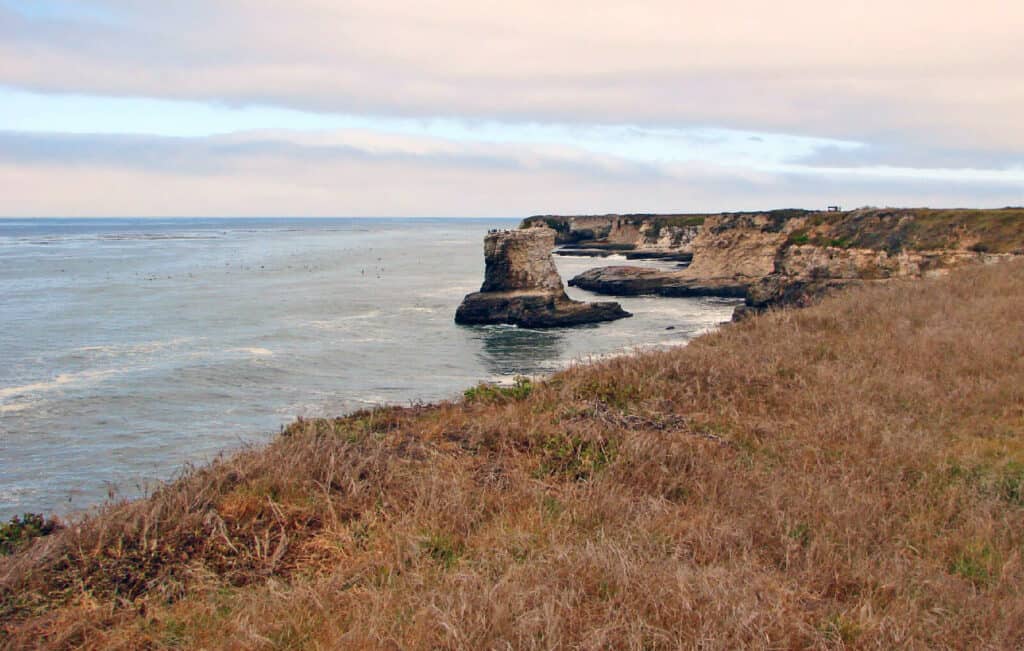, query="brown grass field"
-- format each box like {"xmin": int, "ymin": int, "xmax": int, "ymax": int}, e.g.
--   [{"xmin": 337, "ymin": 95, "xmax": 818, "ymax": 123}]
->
[{"xmin": 2, "ymin": 260, "xmax": 1024, "ymax": 649}]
